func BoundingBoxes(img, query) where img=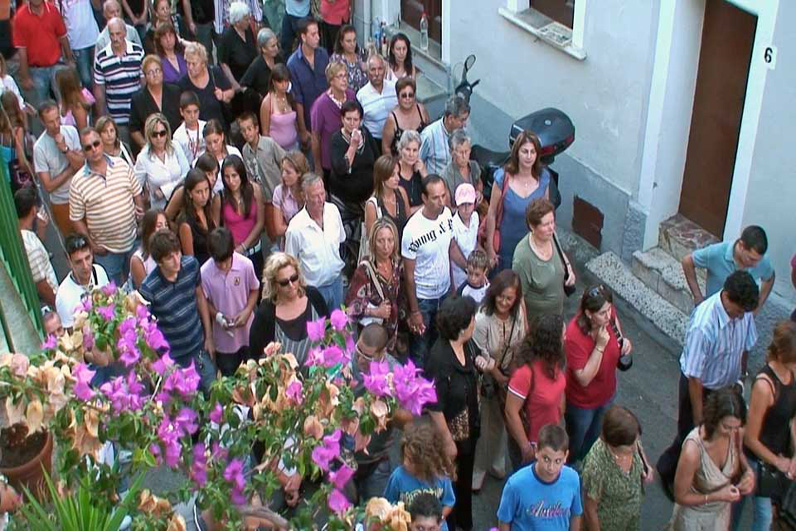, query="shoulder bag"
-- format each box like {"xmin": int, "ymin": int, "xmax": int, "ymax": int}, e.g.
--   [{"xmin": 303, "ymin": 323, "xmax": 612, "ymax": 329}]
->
[
  {"xmin": 478, "ymin": 169, "xmax": 510, "ymax": 253},
  {"xmin": 552, "ymin": 231, "xmax": 576, "ymax": 297},
  {"xmin": 357, "ymin": 197, "xmax": 381, "ymax": 262},
  {"xmin": 358, "ymin": 259, "xmax": 387, "ymax": 327}
]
